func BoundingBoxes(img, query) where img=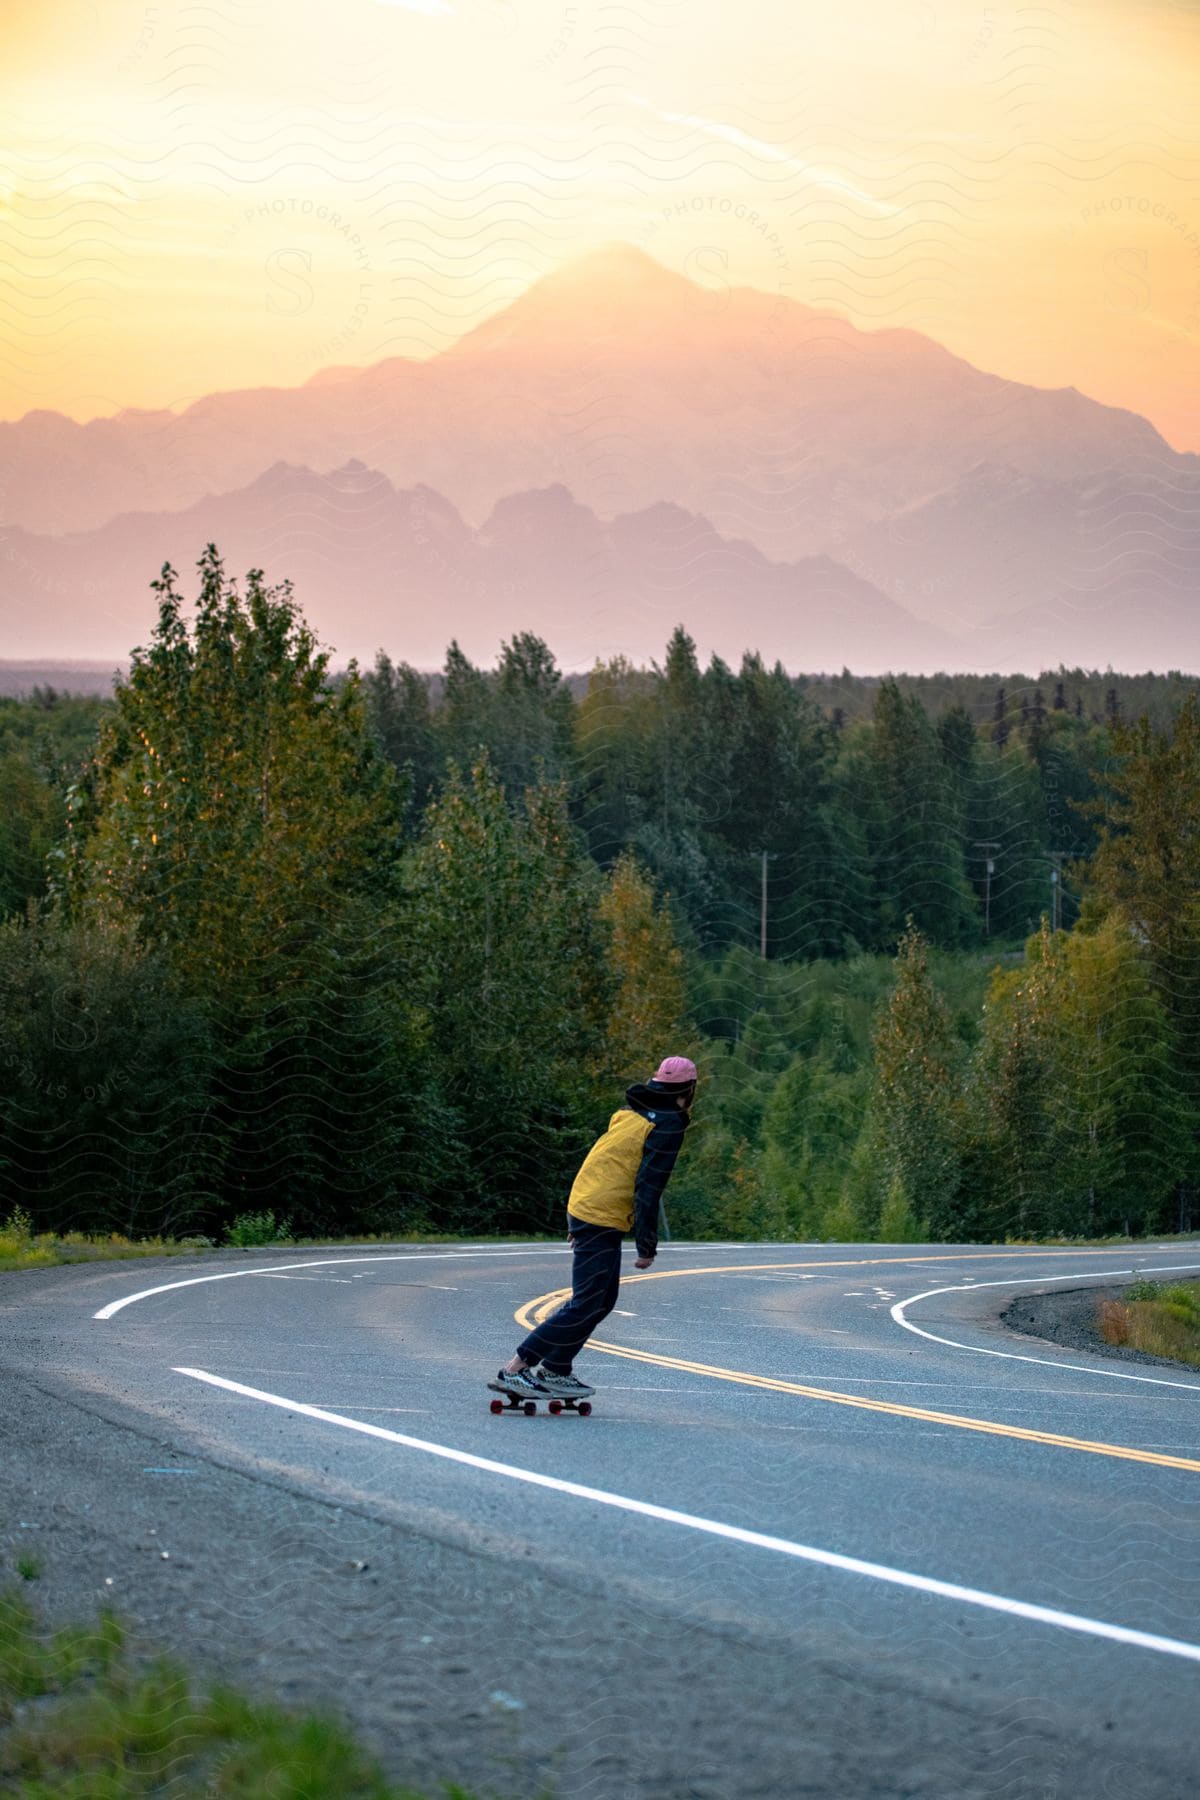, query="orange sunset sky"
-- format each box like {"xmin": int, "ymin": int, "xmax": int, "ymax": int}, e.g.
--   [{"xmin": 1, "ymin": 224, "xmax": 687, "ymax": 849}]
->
[{"xmin": 1, "ymin": 0, "xmax": 1198, "ymax": 448}]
